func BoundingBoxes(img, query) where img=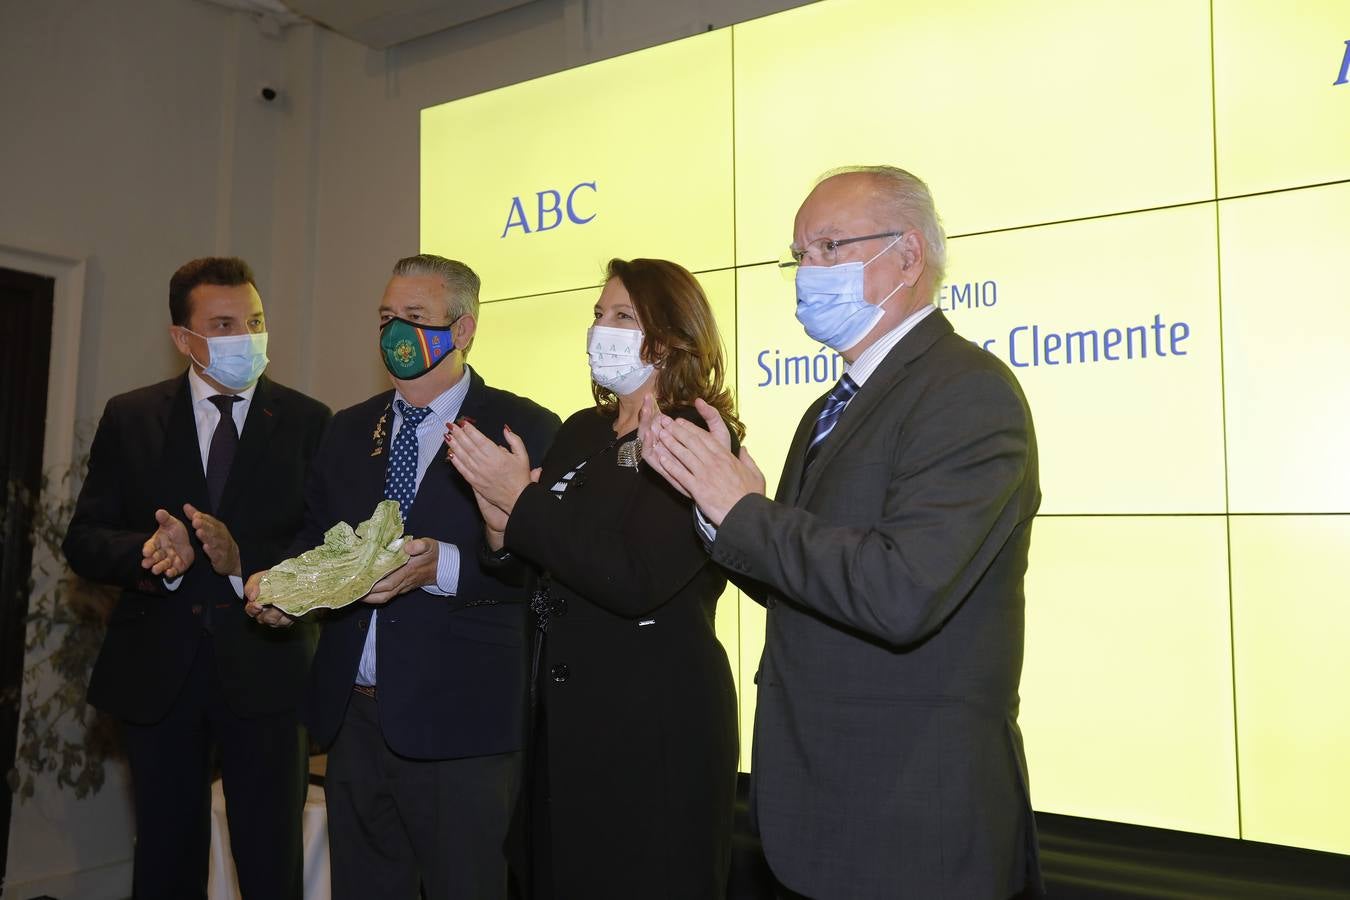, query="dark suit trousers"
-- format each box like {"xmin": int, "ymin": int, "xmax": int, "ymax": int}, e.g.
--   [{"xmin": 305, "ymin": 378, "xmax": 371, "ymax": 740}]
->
[
  {"xmin": 121, "ymin": 635, "xmax": 306, "ymax": 900},
  {"xmin": 325, "ymin": 690, "xmax": 522, "ymax": 900}
]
